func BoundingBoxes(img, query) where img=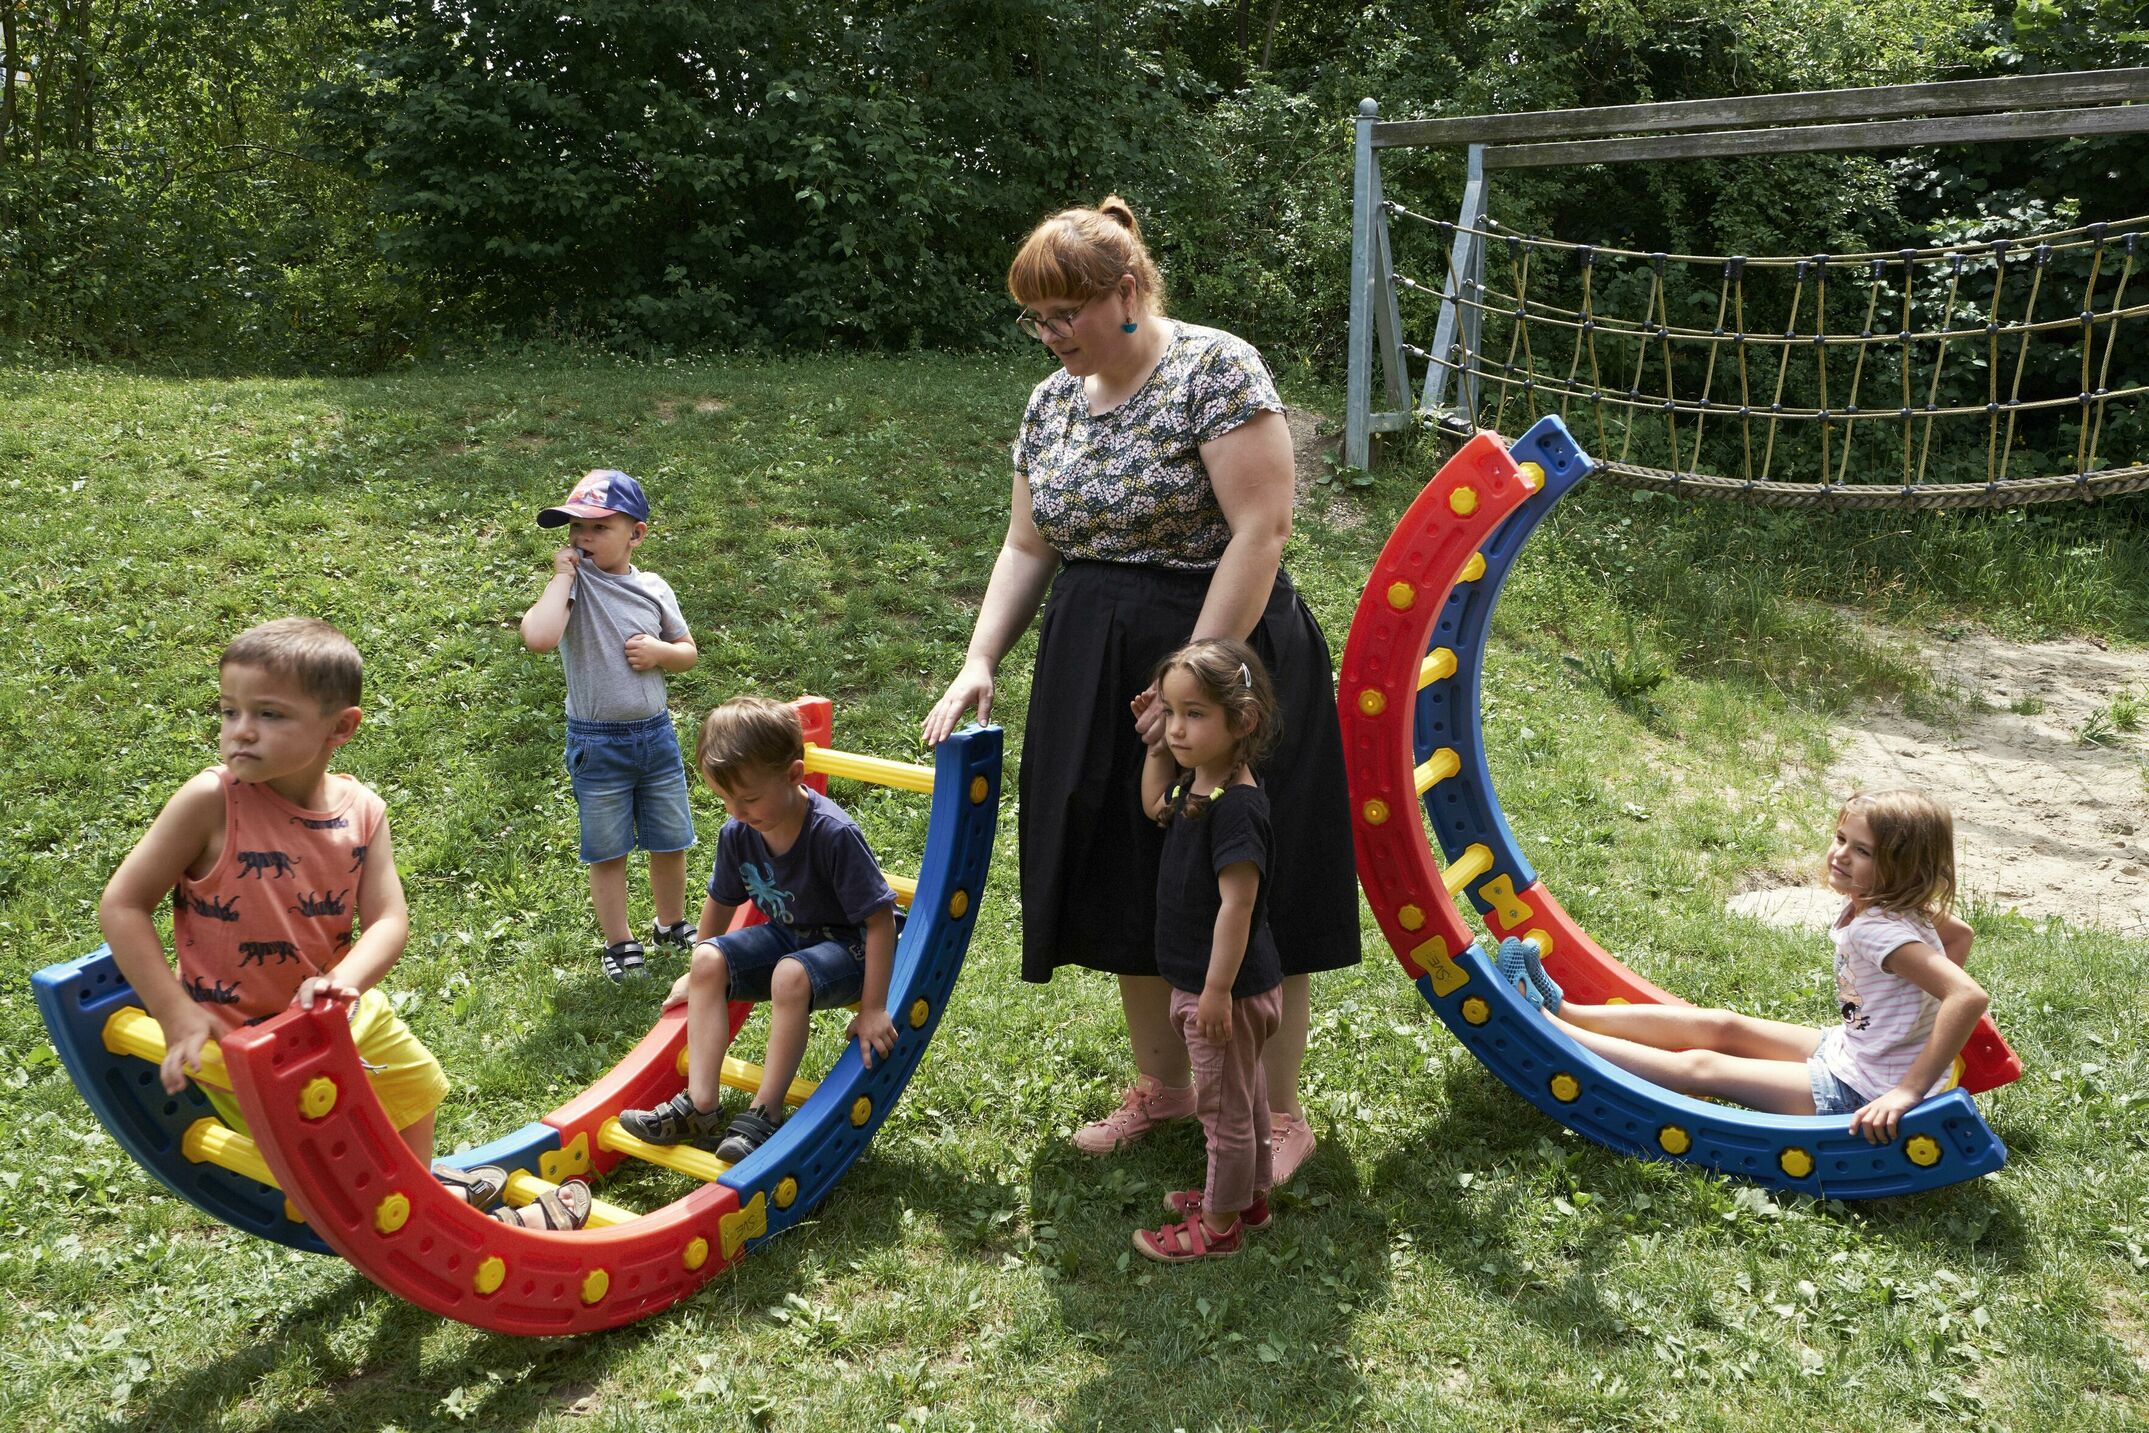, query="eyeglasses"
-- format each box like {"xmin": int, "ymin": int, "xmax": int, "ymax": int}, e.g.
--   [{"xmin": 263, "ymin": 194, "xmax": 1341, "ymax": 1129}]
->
[{"xmin": 1015, "ymin": 294, "xmax": 1098, "ymax": 341}]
